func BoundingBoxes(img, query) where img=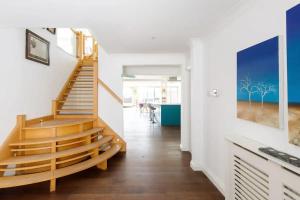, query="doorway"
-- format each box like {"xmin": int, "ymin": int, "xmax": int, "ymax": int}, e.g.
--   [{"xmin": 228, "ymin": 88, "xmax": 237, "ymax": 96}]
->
[{"xmin": 122, "ymin": 75, "xmax": 181, "ymax": 137}]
